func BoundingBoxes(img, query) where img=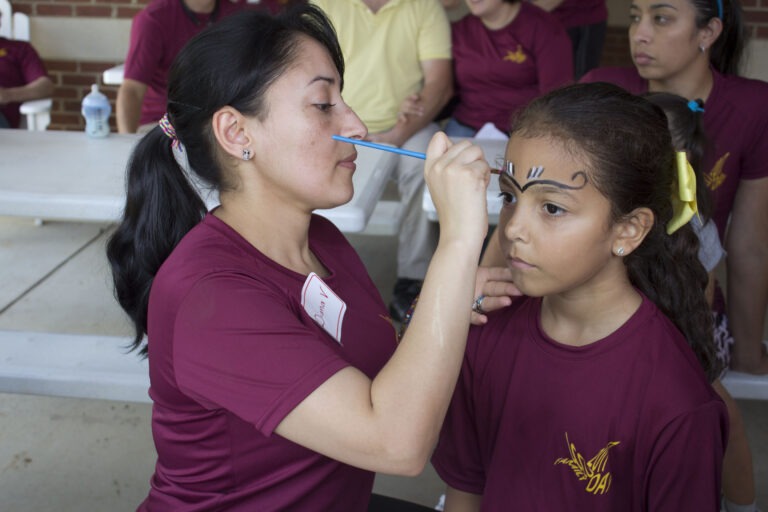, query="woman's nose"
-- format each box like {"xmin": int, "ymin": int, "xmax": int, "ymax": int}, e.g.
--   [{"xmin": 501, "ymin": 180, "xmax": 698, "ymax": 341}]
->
[
  {"xmin": 631, "ymin": 17, "xmax": 652, "ymax": 45},
  {"xmin": 341, "ymin": 103, "xmax": 368, "ymax": 141}
]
